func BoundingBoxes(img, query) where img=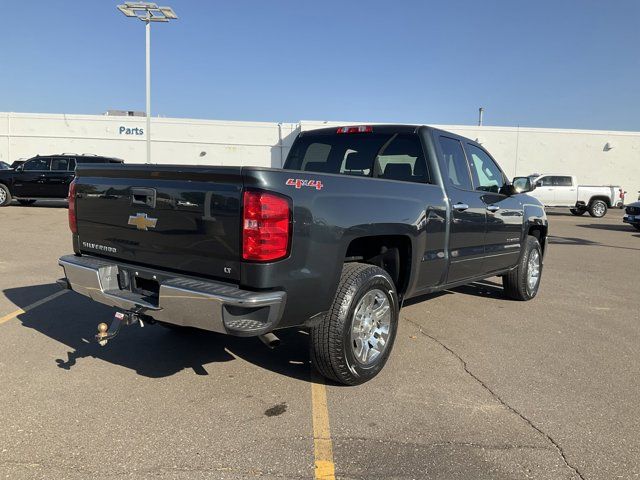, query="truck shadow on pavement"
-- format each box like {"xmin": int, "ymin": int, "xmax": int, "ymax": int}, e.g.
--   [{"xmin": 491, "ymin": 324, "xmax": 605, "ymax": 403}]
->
[
  {"xmin": 576, "ymin": 223, "xmax": 638, "ymax": 233},
  {"xmin": 549, "ymin": 235, "xmax": 640, "ymax": 251},
  {"xmin": 4, "ymin": 284, "xmax": 312, "ymax": 382}
]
